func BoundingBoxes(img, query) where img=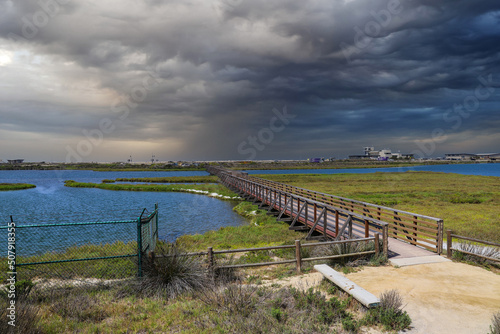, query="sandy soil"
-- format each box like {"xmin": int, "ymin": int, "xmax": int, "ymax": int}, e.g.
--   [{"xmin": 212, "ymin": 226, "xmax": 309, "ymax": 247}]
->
[{"xmin": 266, "ymin": 261, "xmax": 500, "ymax": 333}]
